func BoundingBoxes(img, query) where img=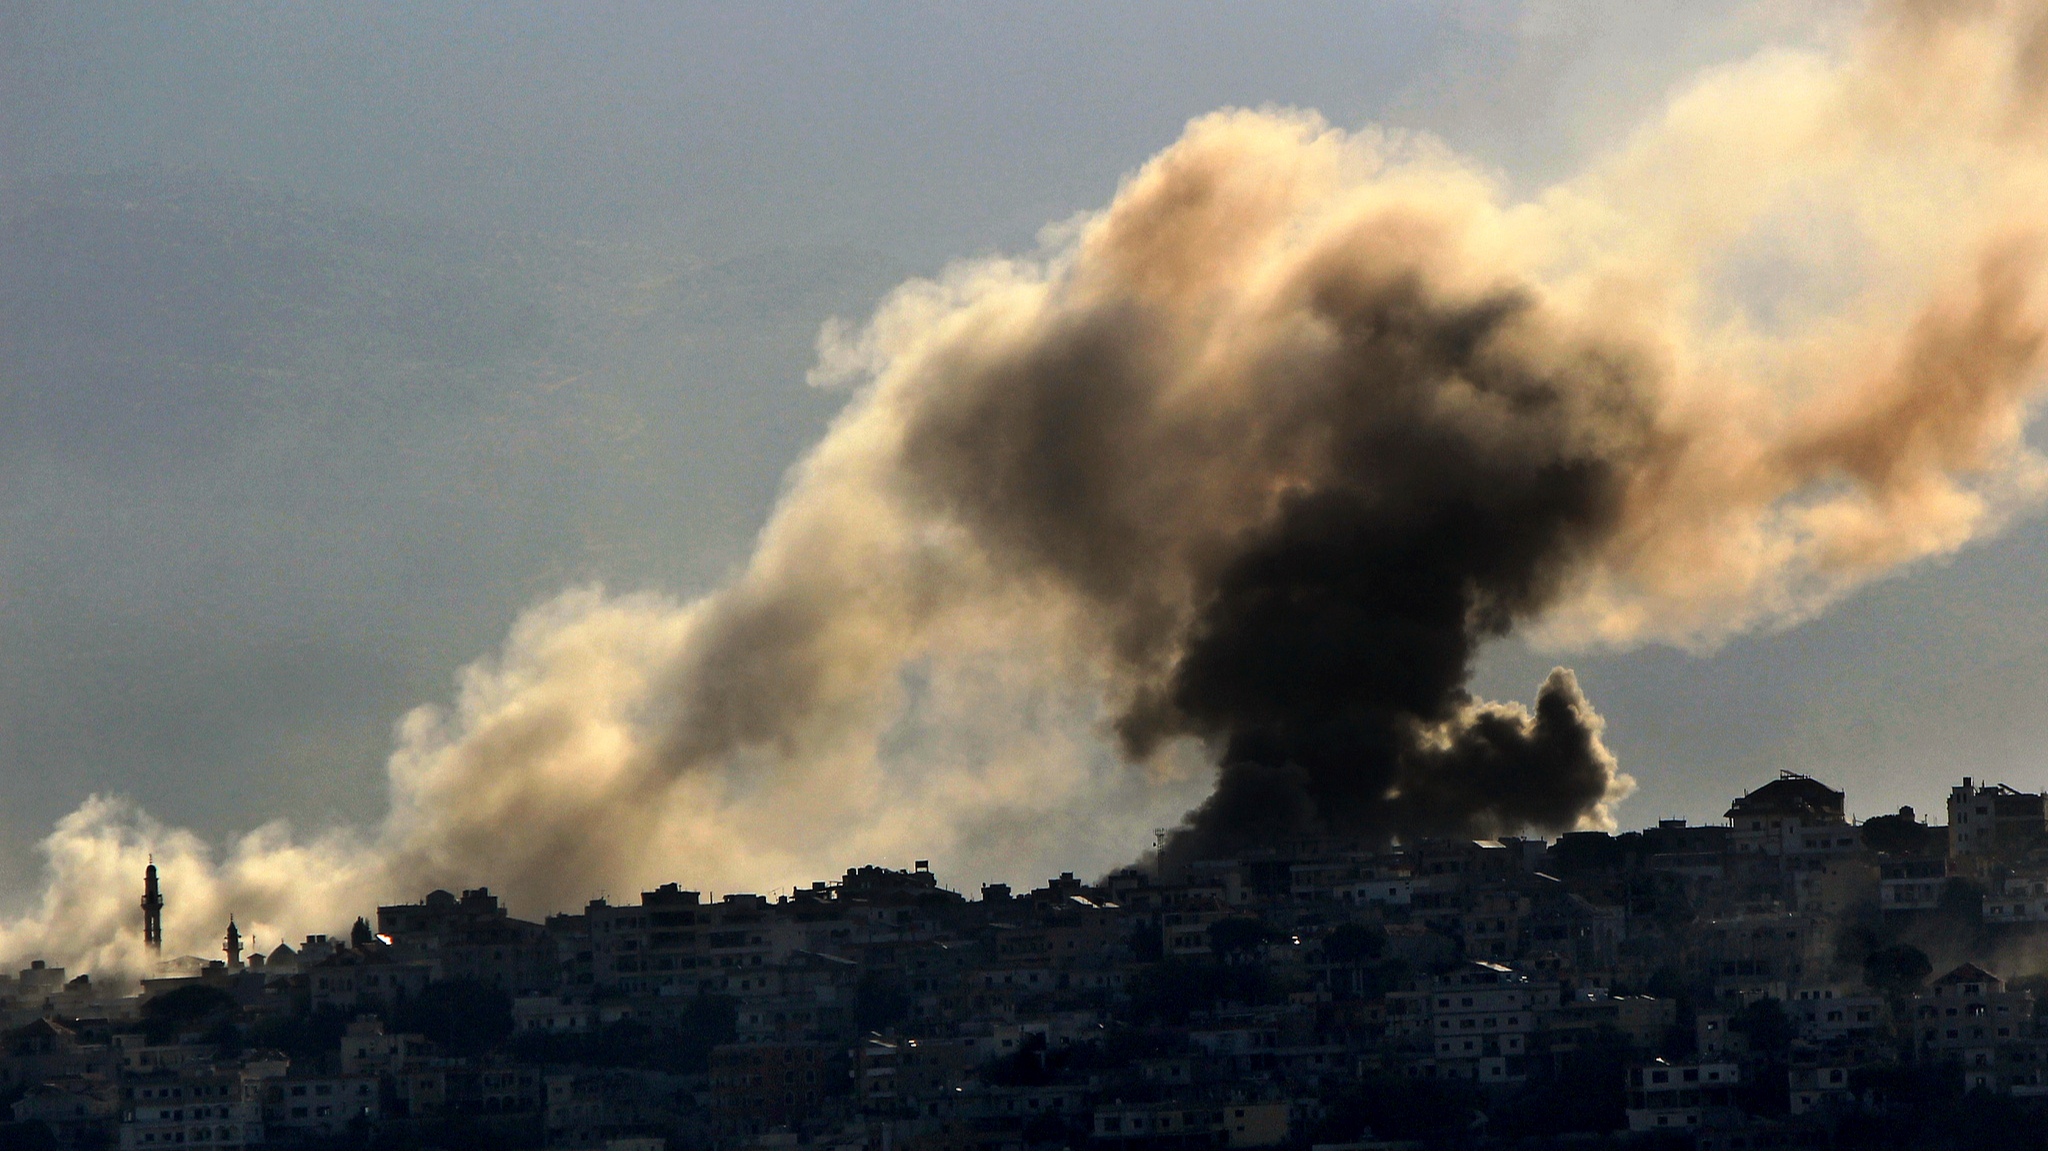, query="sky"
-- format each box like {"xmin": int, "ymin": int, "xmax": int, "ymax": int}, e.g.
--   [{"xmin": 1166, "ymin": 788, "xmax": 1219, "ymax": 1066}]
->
[{"xmin": 5, "ymin": 0, "xmax": 2048, "ymax": 923}]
